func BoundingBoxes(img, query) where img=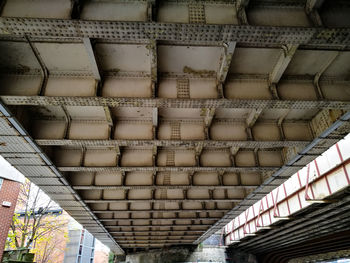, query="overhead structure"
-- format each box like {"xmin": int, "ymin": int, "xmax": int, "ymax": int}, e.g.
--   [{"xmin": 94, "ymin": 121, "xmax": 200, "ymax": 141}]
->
[
  {"xmin": 0, "ymin": 0, "xmax": 349, "ymax": 254},
  {"xmin": 224, "ymin": 135, "xmax": 350, "ymax": 262}
]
